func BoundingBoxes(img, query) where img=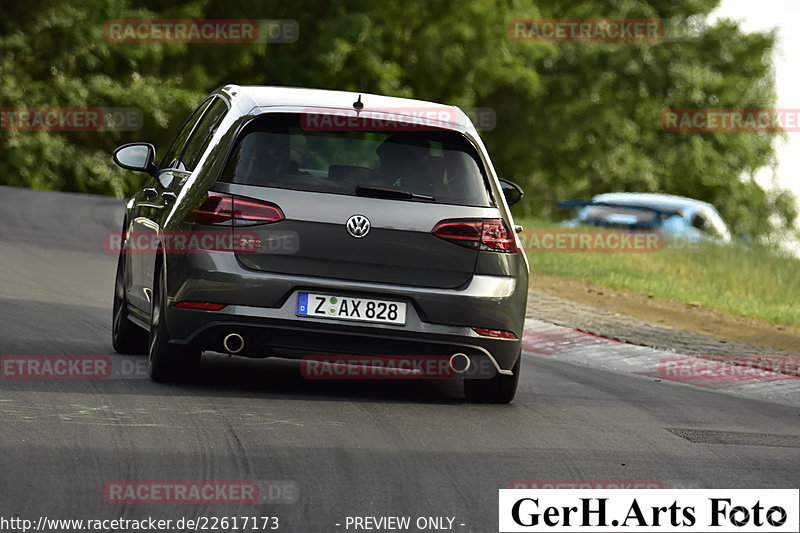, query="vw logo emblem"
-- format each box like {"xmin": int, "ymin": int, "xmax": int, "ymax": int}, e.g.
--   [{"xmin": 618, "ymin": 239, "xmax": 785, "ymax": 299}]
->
[{"xmin": 346, "ymin": 214, "xmax": 371, "ymax": 238}]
